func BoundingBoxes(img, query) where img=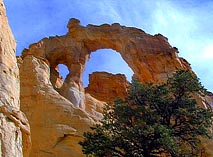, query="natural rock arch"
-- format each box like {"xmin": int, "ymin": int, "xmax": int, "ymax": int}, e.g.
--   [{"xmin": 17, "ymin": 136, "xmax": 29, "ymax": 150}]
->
[
  {"xmin": 22, "ymin": 18, "xmax": 190, "ymax": 108},
  {"xmin": 19, "ymin": 18, "xmax": 213, "ymax": 157}
]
